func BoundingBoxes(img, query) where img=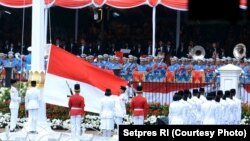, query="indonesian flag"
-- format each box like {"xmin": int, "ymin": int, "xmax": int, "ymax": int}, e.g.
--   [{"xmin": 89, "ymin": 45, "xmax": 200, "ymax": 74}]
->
[{"xmin": 43, "ymin": 45, "xmax": 128, "ymax": 113}]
